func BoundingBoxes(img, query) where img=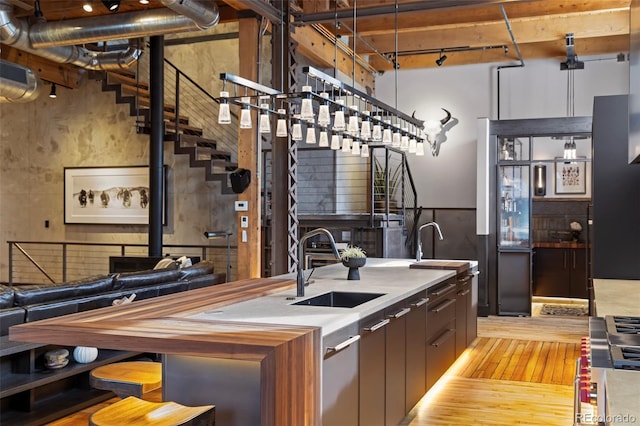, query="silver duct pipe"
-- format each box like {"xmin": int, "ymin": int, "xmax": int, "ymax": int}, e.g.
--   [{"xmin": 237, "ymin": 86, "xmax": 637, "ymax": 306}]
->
[
  {"xmin": 0, "ymin": 58, "xmax": 42, "ymax": 102},
  {"xmin": 0, "ymin": 2, "xmax": 141, "ymax": 70},
  {"xmin": 29, "ymin": 2, "xmax": 219, "ymax": 48},
  {"xmin": 0, "ymin": 0, "xmax": 219, "ymax": 69}
]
